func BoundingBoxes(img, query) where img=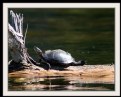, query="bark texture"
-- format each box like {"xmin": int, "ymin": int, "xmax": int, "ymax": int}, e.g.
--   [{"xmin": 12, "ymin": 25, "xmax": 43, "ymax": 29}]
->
[{"xmin": 8, "ymin": 10, "xmax": 42, "ymax": 72}]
